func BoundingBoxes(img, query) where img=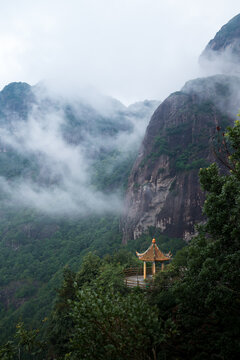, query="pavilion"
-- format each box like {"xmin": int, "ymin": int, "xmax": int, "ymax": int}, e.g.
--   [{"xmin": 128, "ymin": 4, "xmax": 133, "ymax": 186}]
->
[{"xmin": 136, "ymin": 238, "xmax": 172, "ymax": 279}]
